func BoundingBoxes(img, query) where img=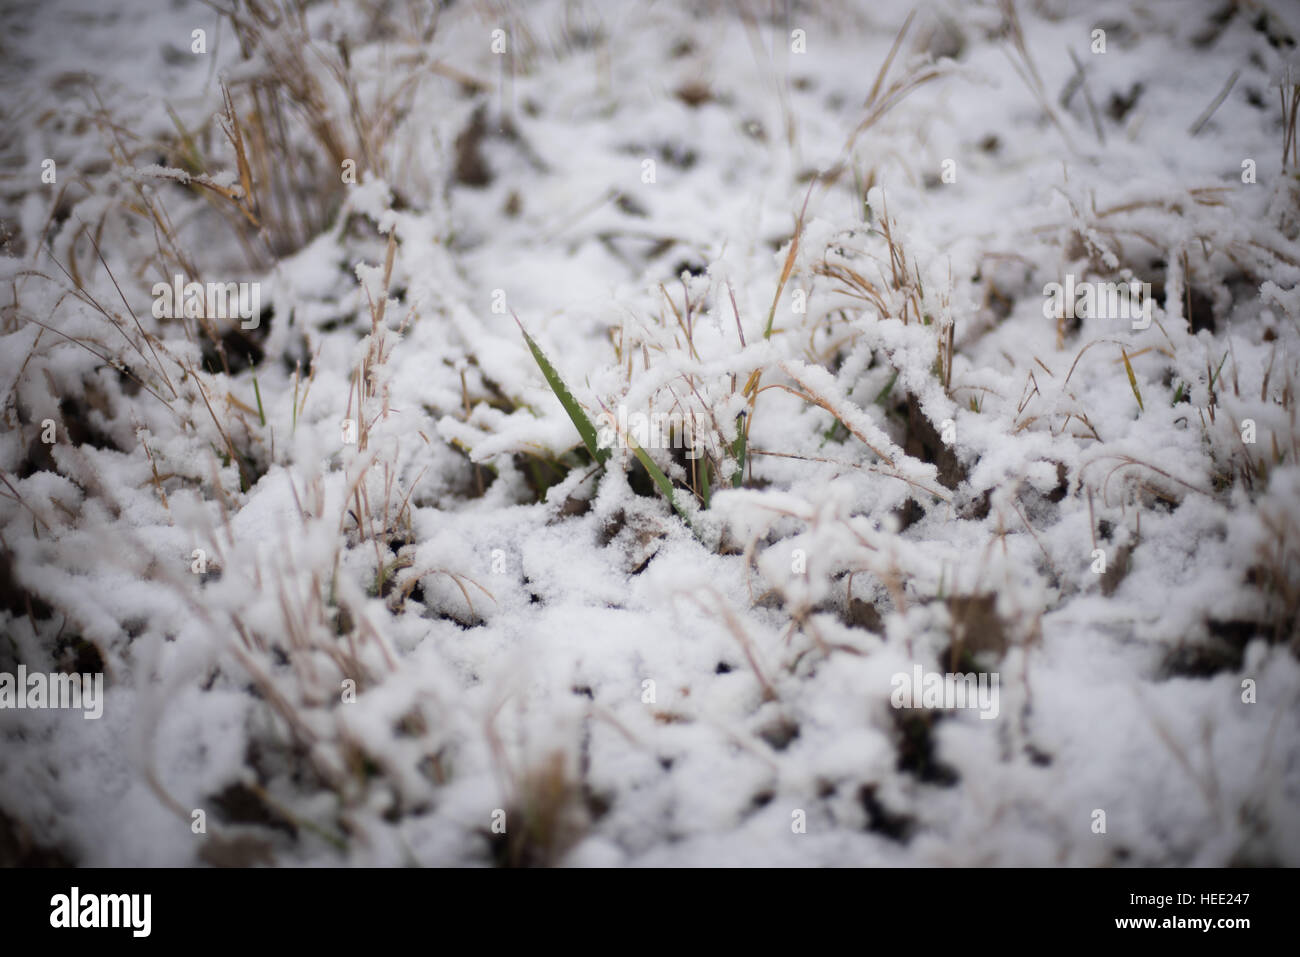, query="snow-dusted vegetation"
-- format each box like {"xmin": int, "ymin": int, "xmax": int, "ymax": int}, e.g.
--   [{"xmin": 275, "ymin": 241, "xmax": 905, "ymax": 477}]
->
[{"xmin": 1, "ymin": 0, "xmax": 1298, "ymax": 866}]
